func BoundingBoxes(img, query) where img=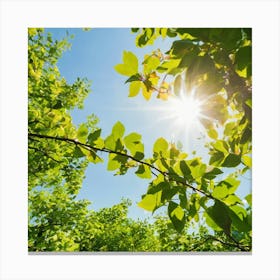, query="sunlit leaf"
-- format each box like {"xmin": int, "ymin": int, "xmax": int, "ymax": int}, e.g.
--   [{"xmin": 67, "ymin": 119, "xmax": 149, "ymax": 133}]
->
[
  {"xmin": 153, "ymin": 137, "xmax": 168, "ymax": 155},
  {"xmin": 129, "ymin": 81, "xmax": 141, "ymax": 97},
  {"xmin": 222, "ymin": 153, "xmax": 241, "ymax": 167},
  {"xmin": 205, "ymin": 201, "xmax": 232, "ymax": 235},
  {"xmin": 245, "ymin": 194, "xmax": 252, "ymax": 207},
  {"xmin": 138, "ymin": 192, "xmax": 161, "ymax": 211},
  {"xmin": 203, "ymin": 167, "xmax": 223, "ymax": 180},
  {"xmin": 87, "ymin": 129, "xmax": 101, "ymax": 145},
  {"xmin": 168, "ymin": 201, "xmax": 186, "ymax": 232},
  {"xmin": 77, "ymin": 124, "xmax": 88, "ymax": 142},
  {"xmin": 212, "ymin": 185, "xmax": 228, "ymax": 199},
  {"xmin": 135, "ymin": 164, "xmax": 152, "ymax": 179},
  {"xmin": 73, "ymin": 146, "xmax": 86, "ymax": 158},
  {"xmin": 104, "ymin": 135, "xmax": 116, "ymax": 150},
  {"xmin": 179, "ymin": 160, "xmax": 192, "ymax": 178},
  {"xmin": 242, "ymin": 155, "xmax": 252, "ymax": 168},
  {"xmin": 141, "ymin": 83, "xmax": 152, "ymax": 100},
  {"xmin": 112, "ymin": 121, "xmax": 125, "ymax": 140},
  {"xmin": 207, "ymin": 128, "xmax": 218, "ymax": 139},
  {"xmin": 228, "ymin": 205, "xmax": 251, "ymax": 232},
  {"xmin": 209, "ymin": 151, "xmax": 224, "ymax": 166}
]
